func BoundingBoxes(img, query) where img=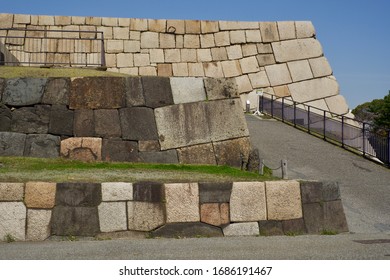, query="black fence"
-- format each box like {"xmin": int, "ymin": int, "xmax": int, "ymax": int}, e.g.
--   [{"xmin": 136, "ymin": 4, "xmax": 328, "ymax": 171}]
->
[
  {"xmin": 259, "ymin": 92, "xmax": 390, "ymax": 167},
  {"xmin": 0, "ymin": 28, "xmax": 105, "ymax": 67}
]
